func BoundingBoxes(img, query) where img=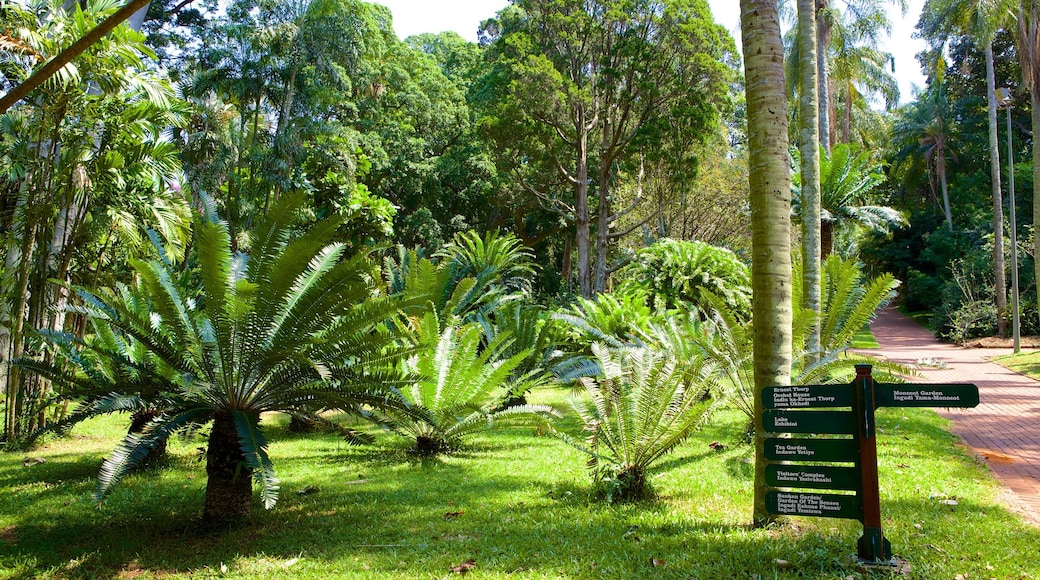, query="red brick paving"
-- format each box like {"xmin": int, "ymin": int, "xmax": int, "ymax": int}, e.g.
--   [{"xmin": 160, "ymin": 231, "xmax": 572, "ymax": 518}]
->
[{"xmin": 861, "ymin": 306, "xmax": 1040, "ymax": 525}]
